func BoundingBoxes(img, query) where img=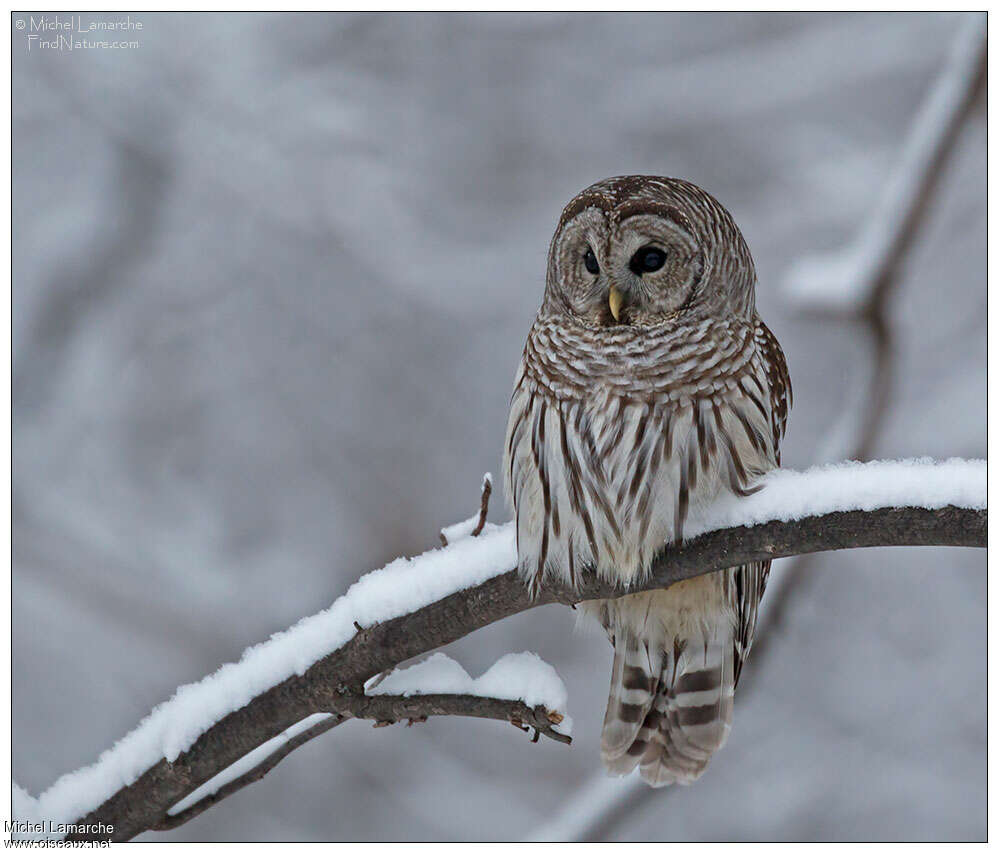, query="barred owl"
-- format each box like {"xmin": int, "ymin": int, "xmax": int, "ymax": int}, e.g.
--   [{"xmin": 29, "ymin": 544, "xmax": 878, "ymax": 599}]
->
[{"xmin": 504, "ymin": 176, "xmax": 790, "ymax": 787}]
